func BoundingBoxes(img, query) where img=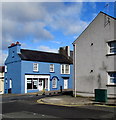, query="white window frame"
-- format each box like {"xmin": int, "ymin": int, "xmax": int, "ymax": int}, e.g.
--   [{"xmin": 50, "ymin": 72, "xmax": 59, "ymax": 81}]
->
[
  {"xmin": 9, "ymin": 79, "xmax": 12, "ymax": 88},
  {"xmin": 52, "ymin": 78, "xmax": 57, "ymax": 88},
  {"xmin": 33, "ymin": 63, "xmax": 38, "ymax": 72},
  {"xmin": 107, "ymin": 41, "xmax": 116, "ymax": 54},
  {"xmin": 50, "ymin": 64, "xmax": 54, "ymax": 72},
  {"xmin": 107, "ymin": 72, "xmax": 116, "ymax": 85},
  {"xmin": 61, "ymin": 64, "xmax": 70, "ymax": 74},
  {"xmin": 5, "ymin": 65, "xmax": 7, "ymax": 73}
]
